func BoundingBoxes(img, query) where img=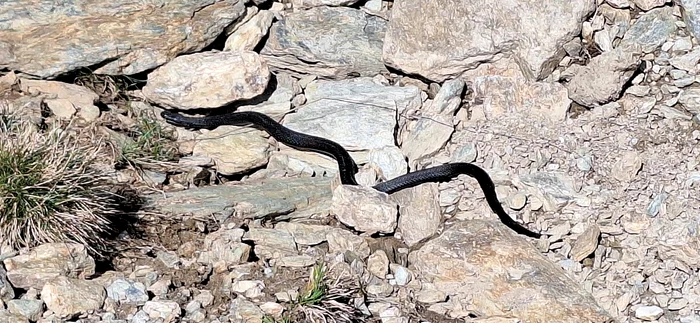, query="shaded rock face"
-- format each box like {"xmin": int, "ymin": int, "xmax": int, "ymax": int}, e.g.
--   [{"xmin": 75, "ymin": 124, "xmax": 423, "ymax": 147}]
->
[
  {"xmin": 383, "ymin": 0, "xmax": 596, "ymax": 82},
  {"xmin": 409, "ymin": 220, "xmax": 614, "ymax": 322},
  {"xmin": 0, "ymin": 0, "xmax": 246, "ymax": 78}
]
